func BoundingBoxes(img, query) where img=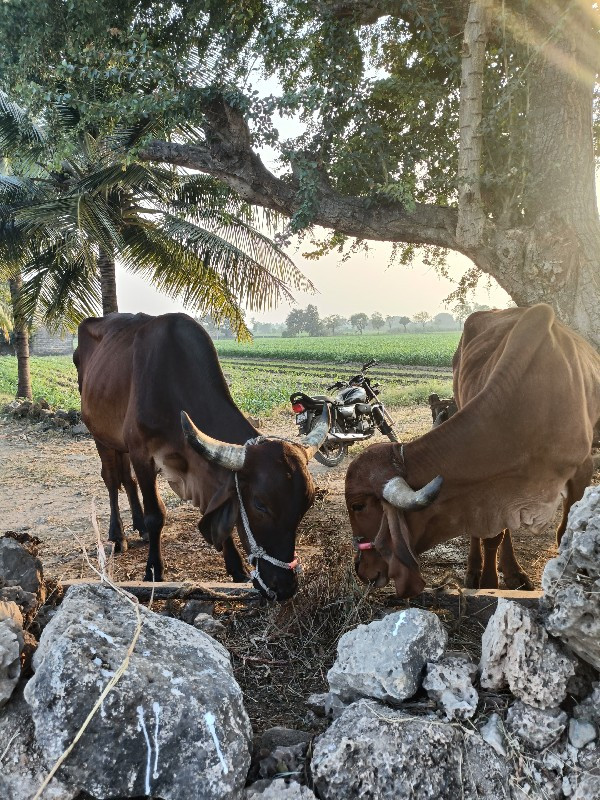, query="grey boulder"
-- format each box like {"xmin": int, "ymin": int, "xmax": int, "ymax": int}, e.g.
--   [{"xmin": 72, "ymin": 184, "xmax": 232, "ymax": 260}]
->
[
  {"xmin": 245, "ymin": 779, "xmax": 316, "ymax": 798},
  {"xmin": 0, "ymin": 687, "xmax": 77, "ymax": 800},
  {"xmin": 311, "ymin": 699, "xmax": 512, "ymax": 800},
  {"xmin": 327, "ymin": 608, "xmax": 447, "ymax": 703},
  {"xmin": 422, "ymin": 655, "xmax": 478, "ymax": 720},
  {"xmin": 479, "ymin": 599, "xmax": 576, "ymax": 708},
  {"xmin": 505, "ymin": 701, "xmax": 568, "ymax": 750},
  {"xmin": 0, "ymin": 537, "xmax": 45, "ymax": 602},
  {"xmin": 24, "ymin": 583, "xmax": 252, "ymax": 800},
  {"xmin": 0, "ymin": 601, "xmax": 24, "ymax": 708},
  {"xmin": 542, "ymin": 485, "xmax": 600, "ymax": 671}
]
